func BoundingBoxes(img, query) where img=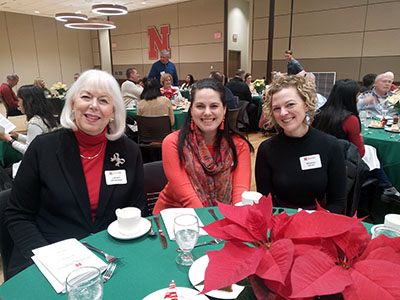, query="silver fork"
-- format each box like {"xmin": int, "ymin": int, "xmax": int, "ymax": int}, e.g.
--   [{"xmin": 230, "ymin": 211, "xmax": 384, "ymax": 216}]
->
[
  {"xmin": 102, "ymin": 262, "xmax": 117, "ymax": 283},
  {"xmin": 82, "ymin": 241, "xmax": 120, "ymax": 263}
]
